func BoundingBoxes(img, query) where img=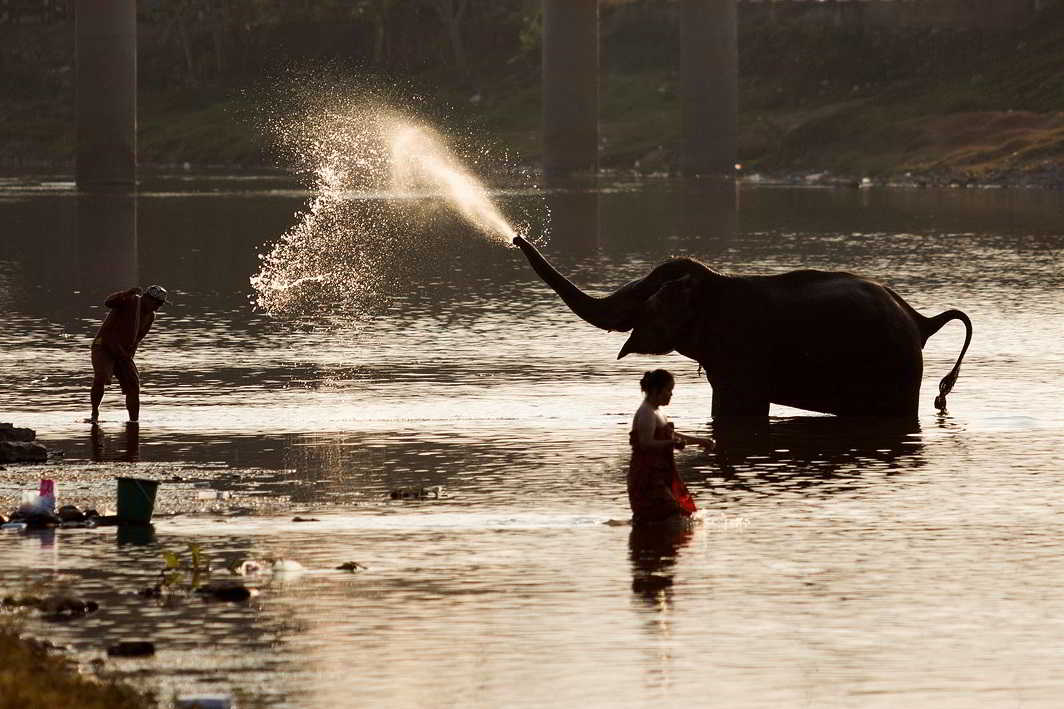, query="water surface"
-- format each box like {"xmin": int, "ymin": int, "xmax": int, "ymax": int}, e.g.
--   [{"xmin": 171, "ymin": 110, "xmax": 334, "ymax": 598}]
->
[{"xmin": 1, "ymin": 176, "xmax": 1062, "ymax": 707}]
